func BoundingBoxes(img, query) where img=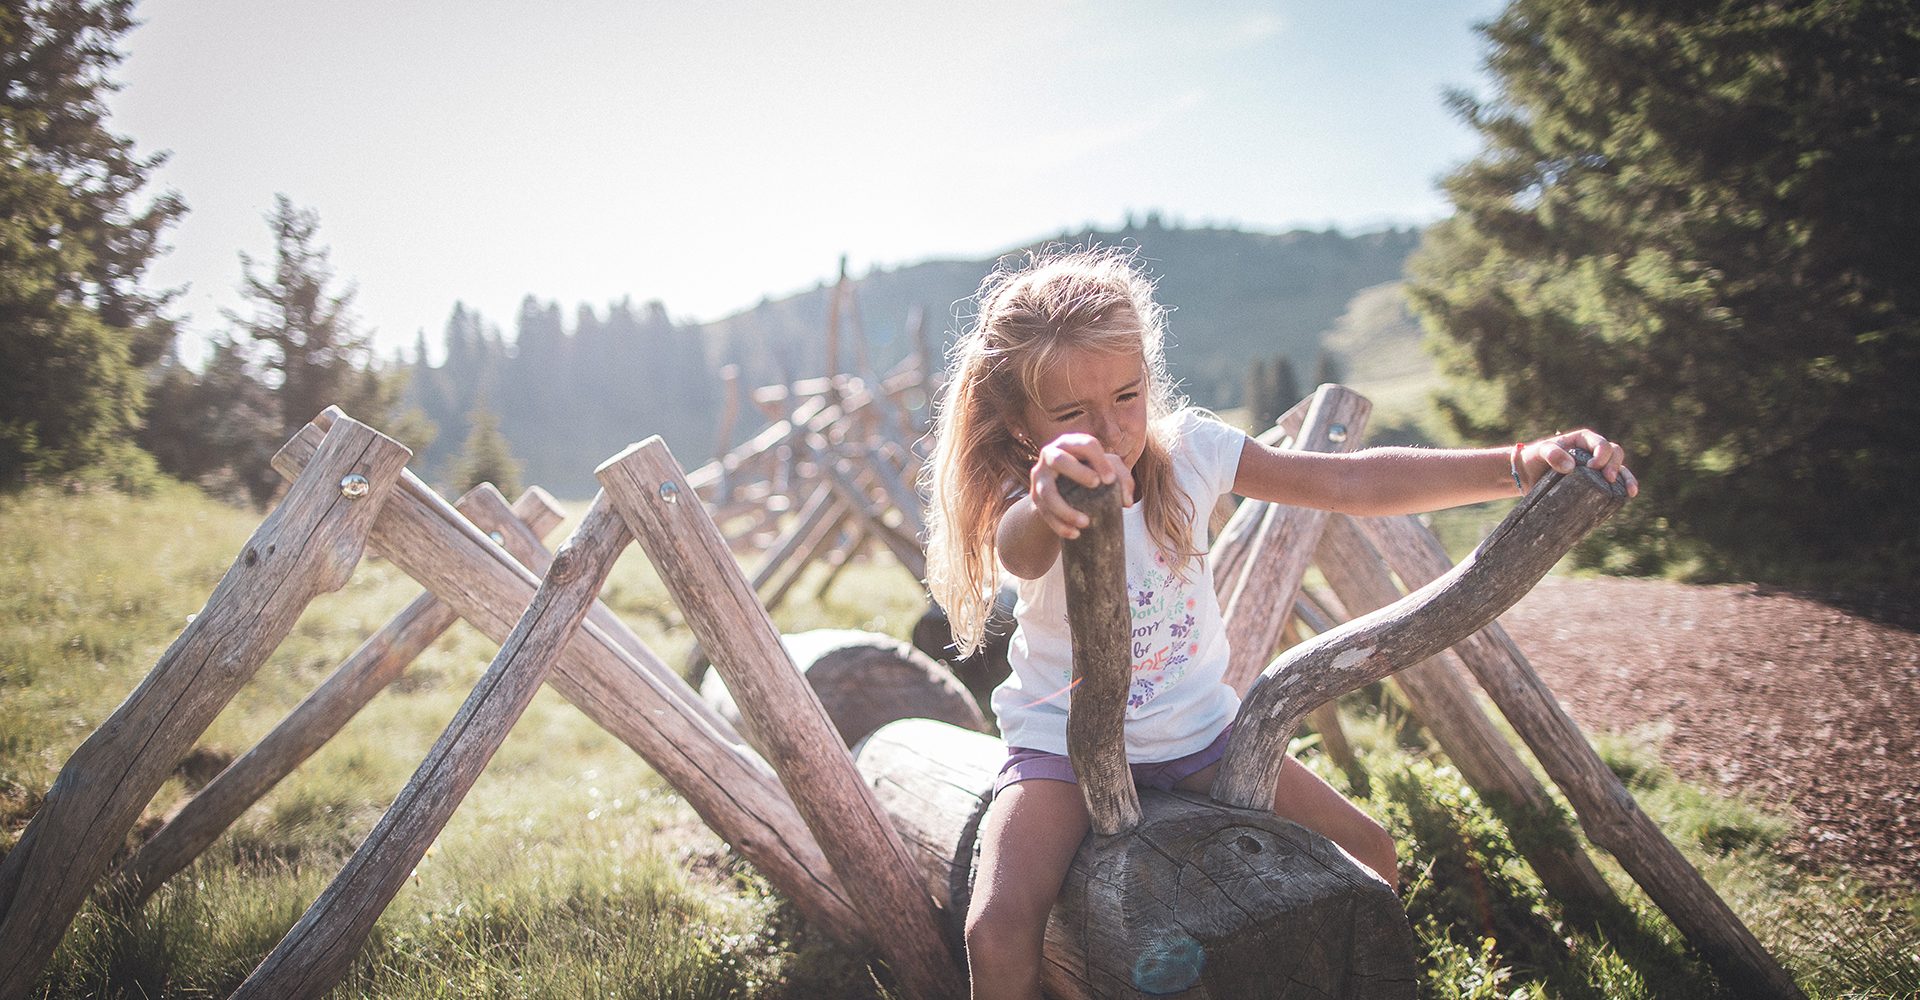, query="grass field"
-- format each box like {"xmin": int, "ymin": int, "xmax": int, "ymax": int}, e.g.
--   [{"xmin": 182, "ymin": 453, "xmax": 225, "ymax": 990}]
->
[{"xmin": 3, "ymin": 482, "xmax": 1915, "ymax": 998}]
